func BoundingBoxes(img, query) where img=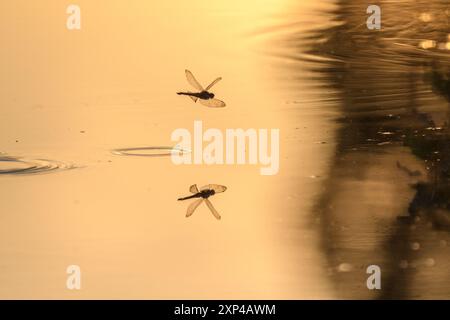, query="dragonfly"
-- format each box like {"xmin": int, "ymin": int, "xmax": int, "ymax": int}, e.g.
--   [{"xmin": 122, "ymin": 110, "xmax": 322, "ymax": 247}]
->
[
  {"xmin": 177, "ymin": 70, "xmax": 226, "ymax": 108},
  {"xmin": 178, "ymin": 184, "xmax": 227, "ymax": 220}
]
